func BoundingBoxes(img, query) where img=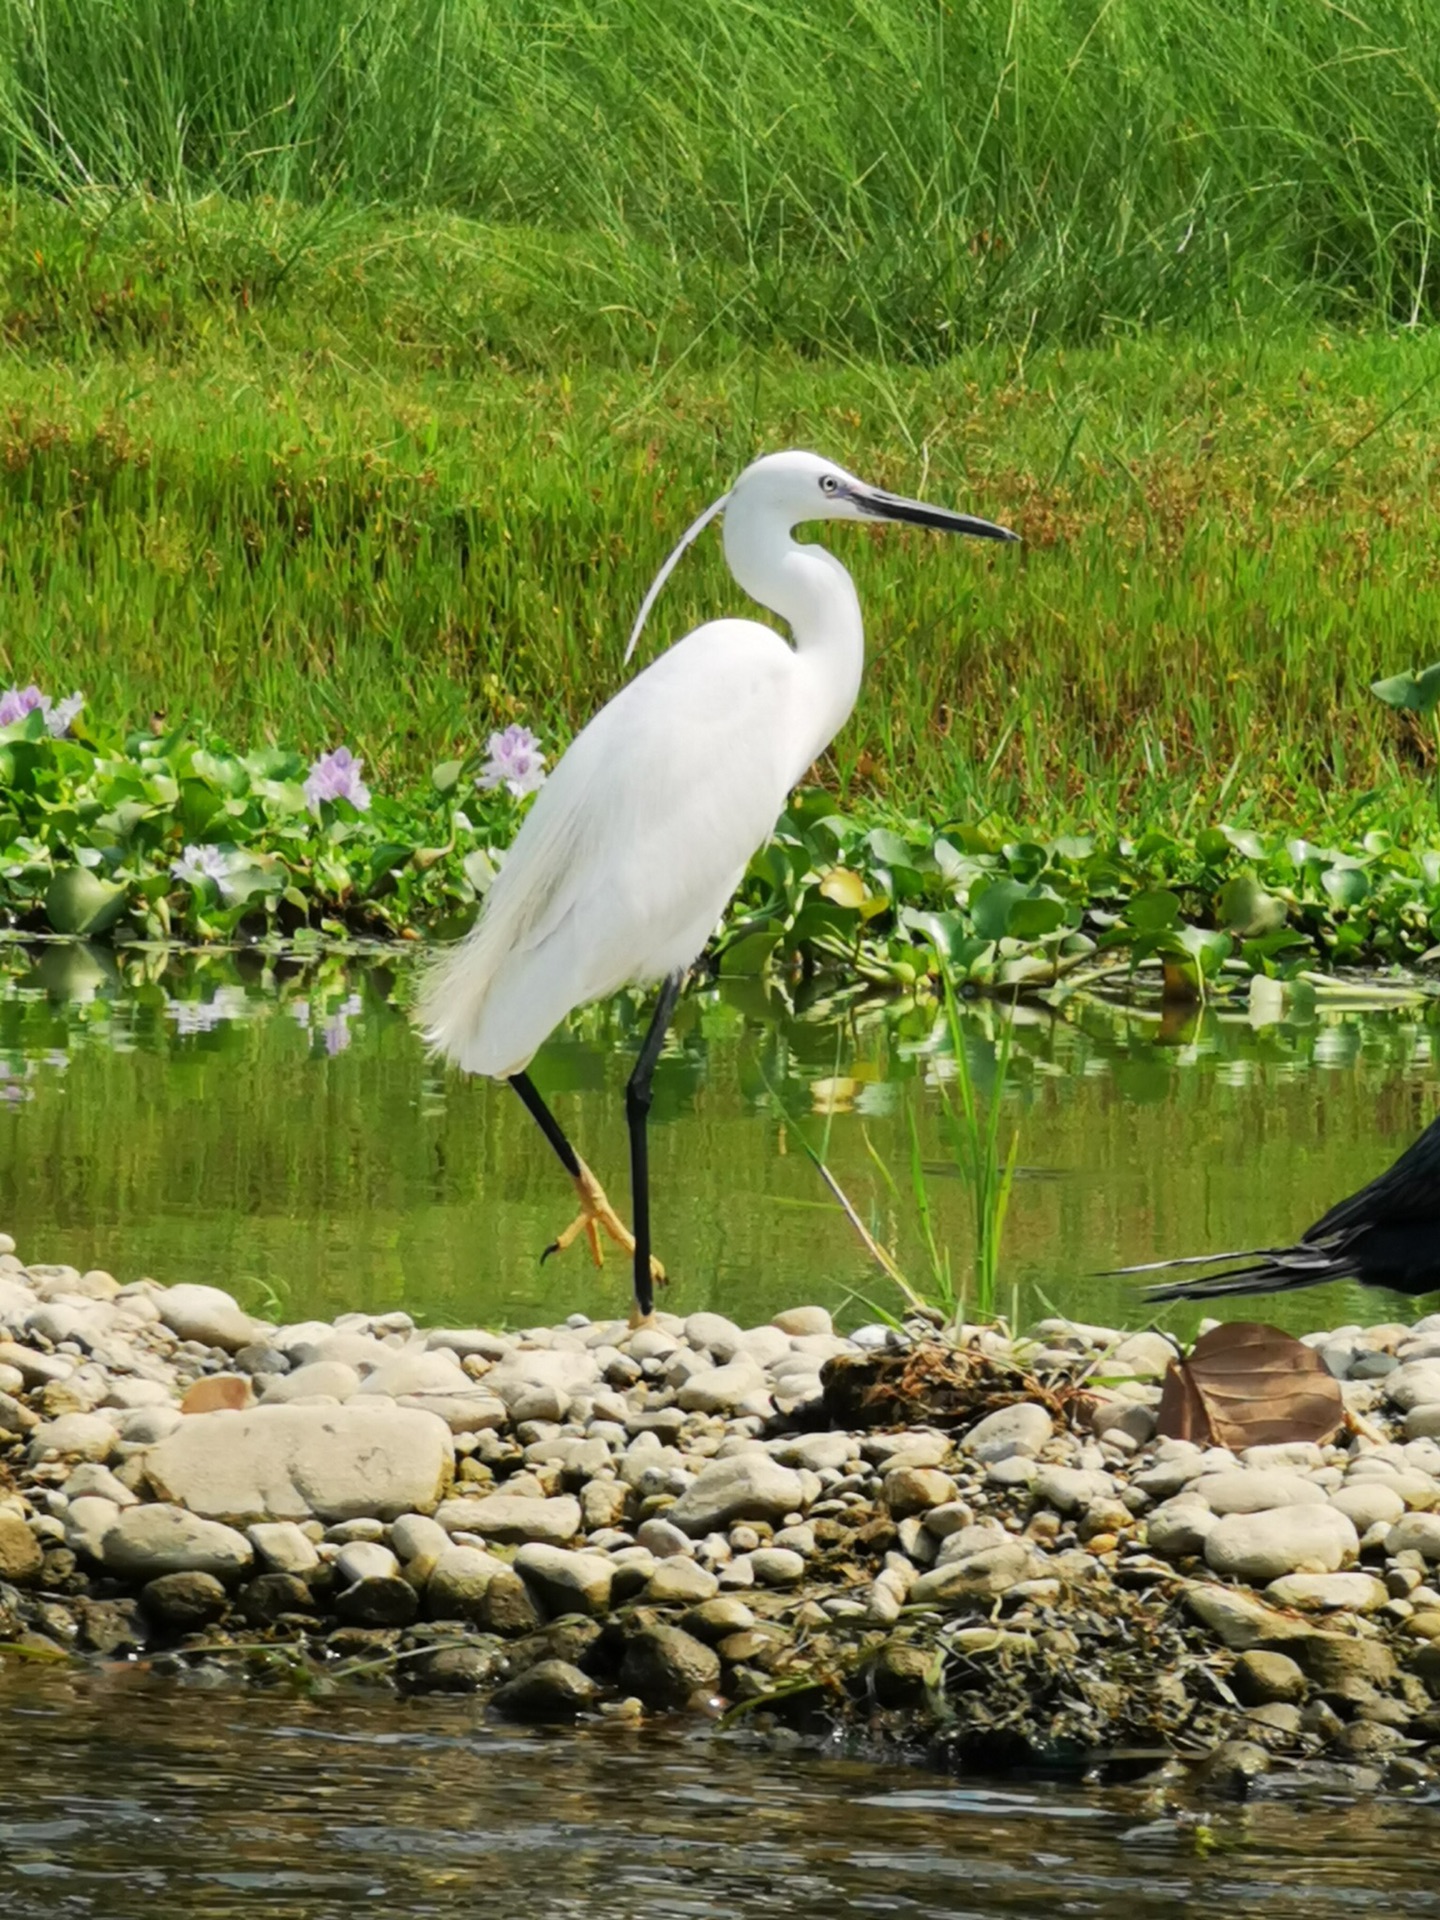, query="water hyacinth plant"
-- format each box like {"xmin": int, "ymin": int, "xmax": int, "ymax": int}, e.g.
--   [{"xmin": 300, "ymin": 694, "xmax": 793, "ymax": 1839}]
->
[
  {"xmin": 0, "ymin": 692, "xmax": 1435, "ymax": 978},
  {"xmin": 478, "ymin": 726, "xmax": 547, "ymax": 798},
  {"xmin": 303, "ymin": 747, "xmax": 372, "ymax": 814},
  {"xmin": 0, "ymin": 698, "xmax": 546, "ymax": 946}
]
